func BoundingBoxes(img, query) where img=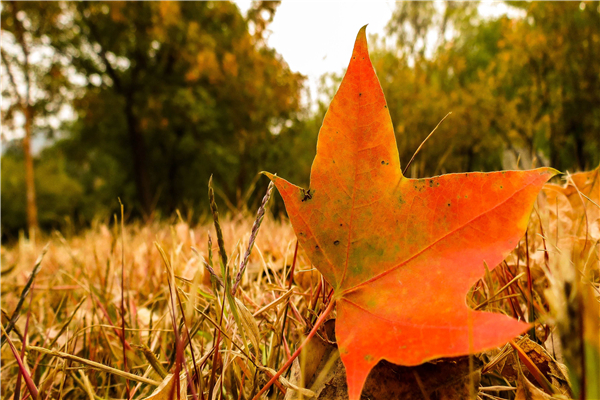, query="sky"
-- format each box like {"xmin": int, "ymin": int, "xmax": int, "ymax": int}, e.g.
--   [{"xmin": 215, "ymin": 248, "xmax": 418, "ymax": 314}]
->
[
  {"xmin": 237, "ymin": 1, "xmax": 519, "ymax": 103},
  {"xmin": 264, "ymin": 1, "xmax": 395, "ymax": 101},
  {"xmin": 236, "ymin": 0, "xmax": 395, "ymax": 103}
]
